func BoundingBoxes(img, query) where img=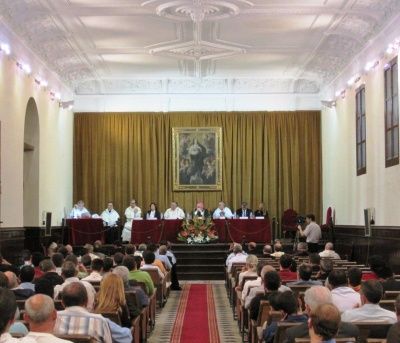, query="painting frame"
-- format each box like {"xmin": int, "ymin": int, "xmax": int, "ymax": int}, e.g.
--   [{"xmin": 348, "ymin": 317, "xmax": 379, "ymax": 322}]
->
[{"xmin": 172, "ymin": 127, "xmax": 222, "ymax": 191}]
